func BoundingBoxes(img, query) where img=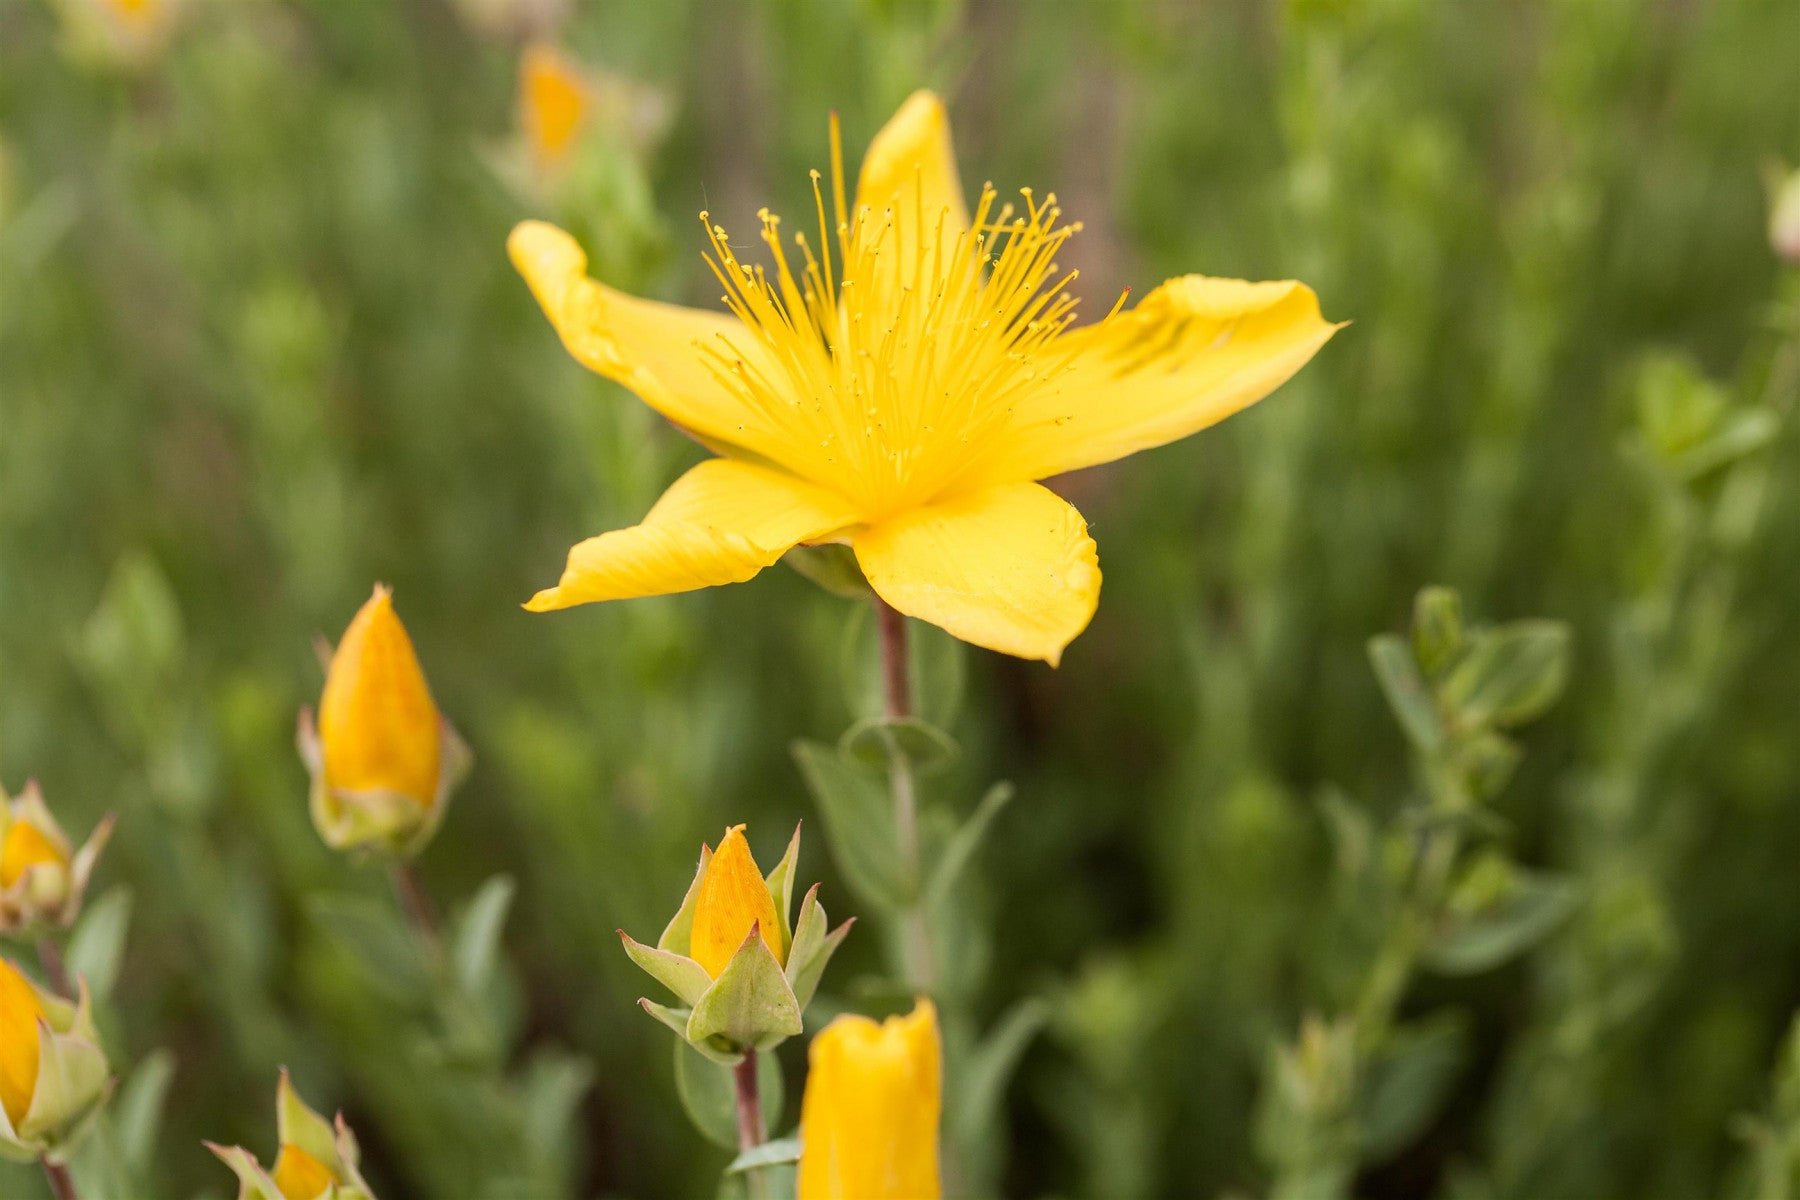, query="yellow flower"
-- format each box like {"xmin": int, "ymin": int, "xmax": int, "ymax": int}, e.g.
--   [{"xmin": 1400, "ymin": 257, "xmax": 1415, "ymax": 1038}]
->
[
  {"xmin": 510, "ymin": 91, "xmax": 1340, "ymax": 664},
  {"xmin": 299, "ymin": 586, "xmax": 469, "ymax": 857},
  {"xmin": 0, "ymin": 959, "xmax": 110, "ymax": 1160},
  {"xmin": 0, "ymin": 782, "xmax": 114, "ymax": 936},
  {"xmin": 55, "ymin": 0, "xmax": 178, "ymax": 67},
  {"xmin": 207, "ymin": 1071, "xmax": 376, "ymax": 1200},
  {"xmin": 797, "ymin": 998, "xmax": 942, "ymax": 1200},
  {"xmin": 518, "ymin": 42, "xmax": 590, "ymax": 172},
  {"xmin": 690, "ymin": 825, "xmax": 787, "ymax": 978}
]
